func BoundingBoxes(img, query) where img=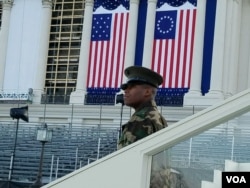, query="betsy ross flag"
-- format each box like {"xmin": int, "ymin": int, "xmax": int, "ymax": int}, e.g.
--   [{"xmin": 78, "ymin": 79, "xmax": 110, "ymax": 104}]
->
[
  {"xmin": 87, "ymin": 9, "xmax": 129, "ymax": 88},
  {"xmin": 152, "ymin": 6, "xmax": 197, "ymax": 89}
]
